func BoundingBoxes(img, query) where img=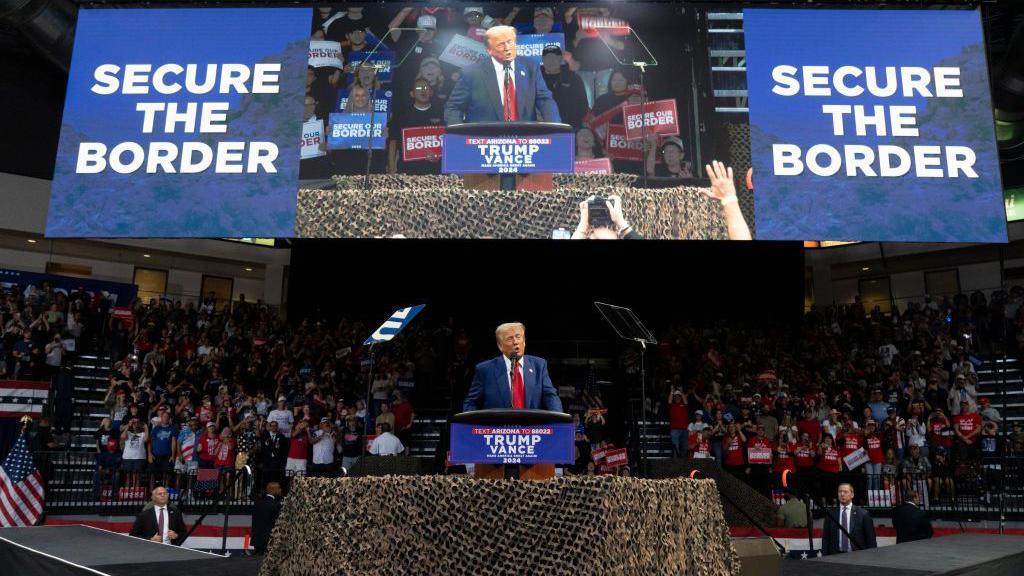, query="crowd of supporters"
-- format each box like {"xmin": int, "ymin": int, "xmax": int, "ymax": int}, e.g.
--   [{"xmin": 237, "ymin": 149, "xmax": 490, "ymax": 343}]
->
[
  {"xmin": 302, "ymin": 4, "xmax": 694, "ymax": 178},
  {"xmin": 8, "ymin": 278, "xmax": 1024, "ymax": 507},
  {"xmin": 653, "ymin": 289, "xmax": 1024, "ymax": 504}
]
